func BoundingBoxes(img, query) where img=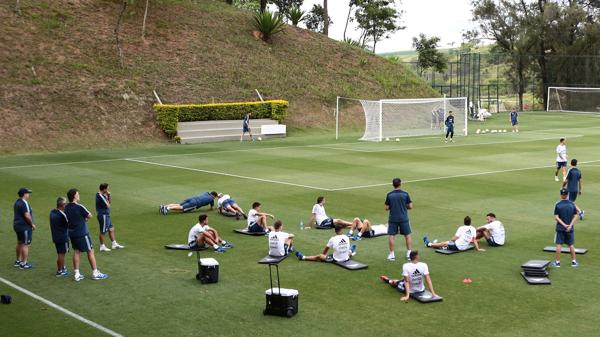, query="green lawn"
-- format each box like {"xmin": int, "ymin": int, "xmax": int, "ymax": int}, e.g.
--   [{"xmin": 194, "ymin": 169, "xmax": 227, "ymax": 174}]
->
[{"xmin": 1, "ymin": 112, "xmax": 599, "ymax": 337}]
